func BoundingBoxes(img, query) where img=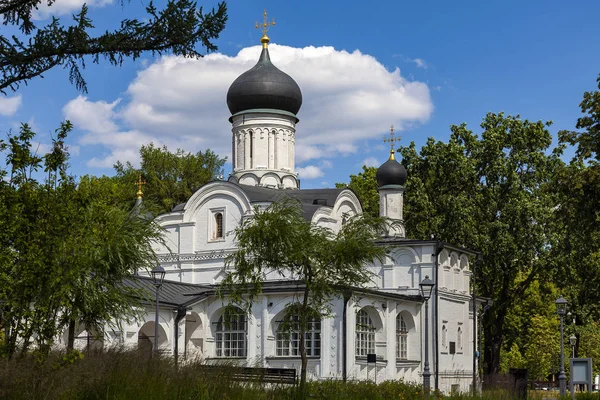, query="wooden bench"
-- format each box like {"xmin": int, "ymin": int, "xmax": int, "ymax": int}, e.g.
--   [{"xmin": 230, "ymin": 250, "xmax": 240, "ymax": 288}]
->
[{"xmin": 199, "ymin": 365, "xmax": 297, "ymax": 385}]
